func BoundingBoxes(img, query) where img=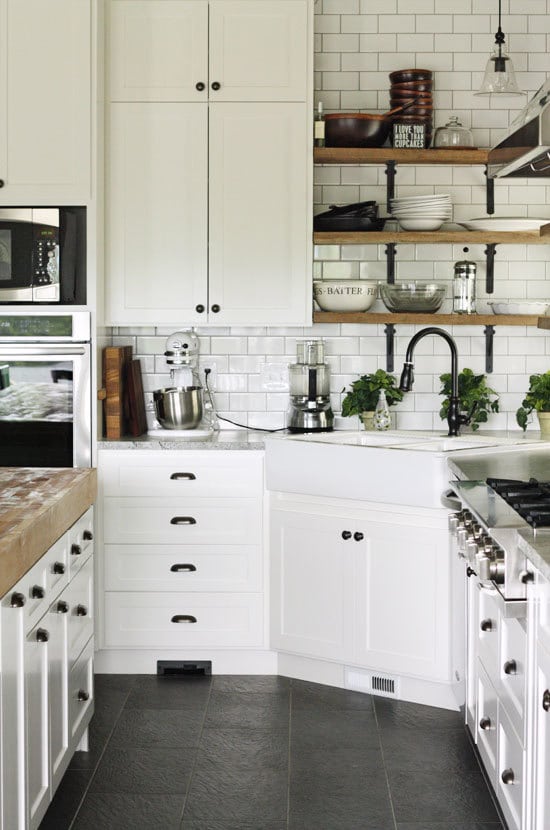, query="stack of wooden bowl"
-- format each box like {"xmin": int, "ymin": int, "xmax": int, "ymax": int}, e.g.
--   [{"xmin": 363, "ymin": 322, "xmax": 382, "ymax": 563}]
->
[{"xmin": 389, "ymin": 69, "xmax": 433, "ymax": 148}]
